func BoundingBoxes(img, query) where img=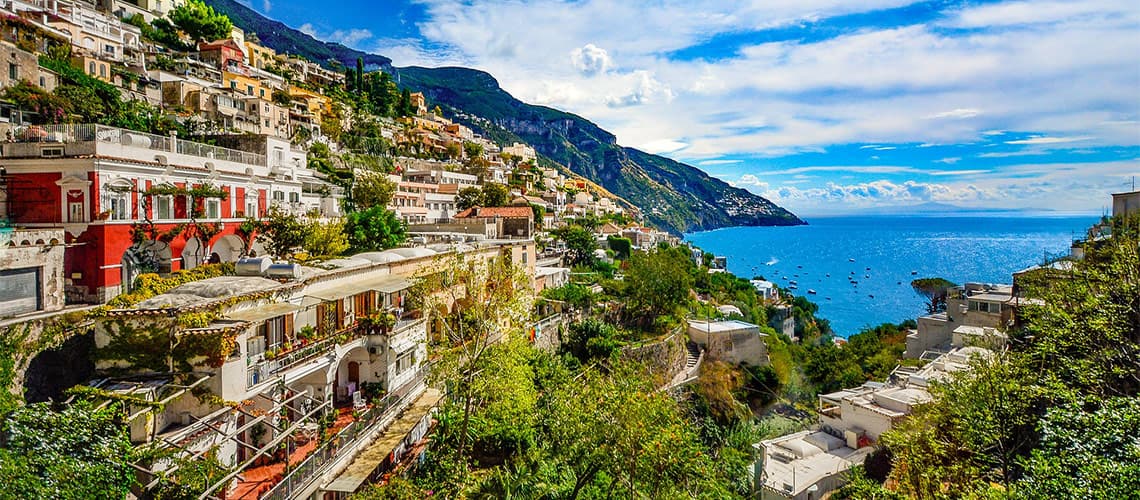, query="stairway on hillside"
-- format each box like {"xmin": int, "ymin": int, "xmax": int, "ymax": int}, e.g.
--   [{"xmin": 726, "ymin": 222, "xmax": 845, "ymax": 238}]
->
[{"xmin": 685, "ymin": 342, "xmax": 701, "ymax": 371}]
